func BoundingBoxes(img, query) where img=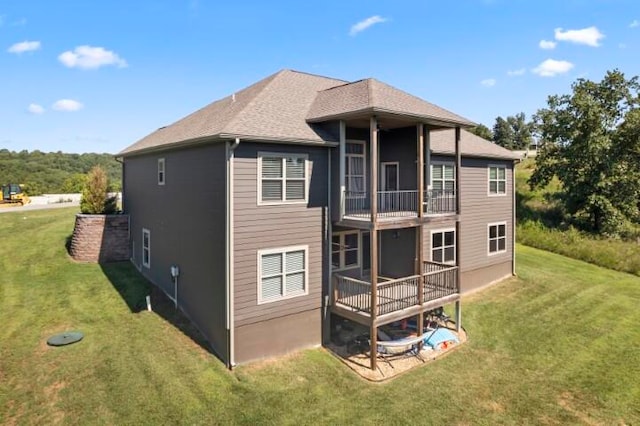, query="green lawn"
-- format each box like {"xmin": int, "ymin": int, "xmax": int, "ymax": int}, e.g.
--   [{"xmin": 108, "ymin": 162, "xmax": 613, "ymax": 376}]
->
[{"xmin": 1, "ymin": 208, "xmax": 639, "ymax": 425}]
